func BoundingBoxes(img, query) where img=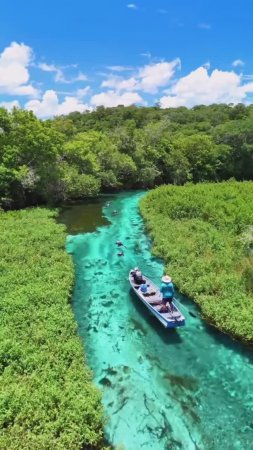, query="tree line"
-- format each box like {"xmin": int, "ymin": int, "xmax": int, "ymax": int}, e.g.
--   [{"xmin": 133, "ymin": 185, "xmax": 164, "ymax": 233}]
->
[{"xmin": 1, "ymin": 103, "xmax": 253, "ymax": 208}]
